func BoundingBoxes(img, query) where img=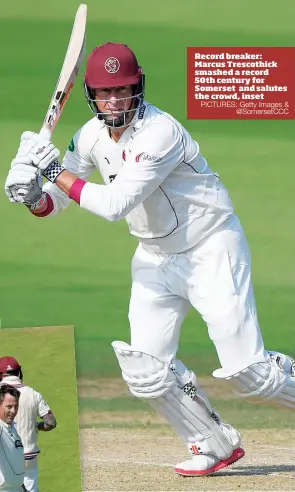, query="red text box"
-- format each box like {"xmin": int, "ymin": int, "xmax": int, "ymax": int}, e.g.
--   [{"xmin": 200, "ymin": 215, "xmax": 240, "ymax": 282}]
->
[{"xmin": 187, "ymin": 47, "xmax": 295, "ymax": 120}]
